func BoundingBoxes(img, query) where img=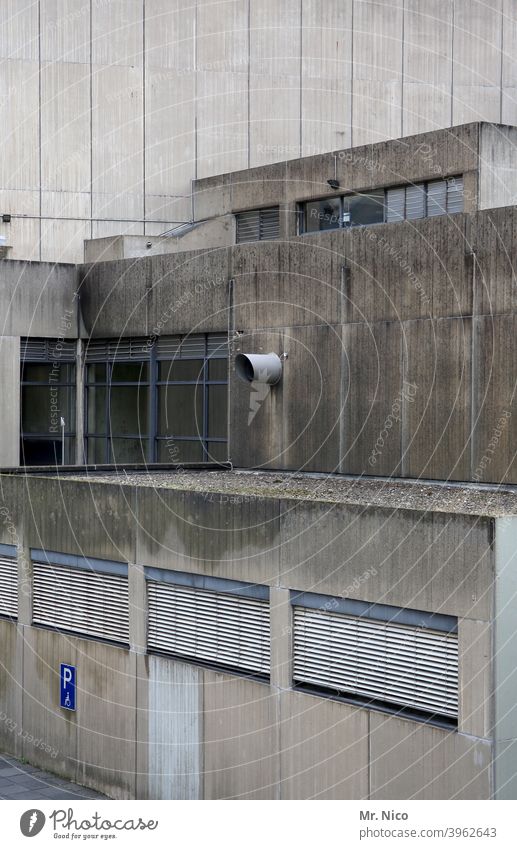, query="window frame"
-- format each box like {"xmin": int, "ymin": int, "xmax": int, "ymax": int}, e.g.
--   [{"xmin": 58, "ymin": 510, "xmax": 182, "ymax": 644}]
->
[{"xmin": 20, "ymin": 352, "xmax": 77, "ymax": 466}]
